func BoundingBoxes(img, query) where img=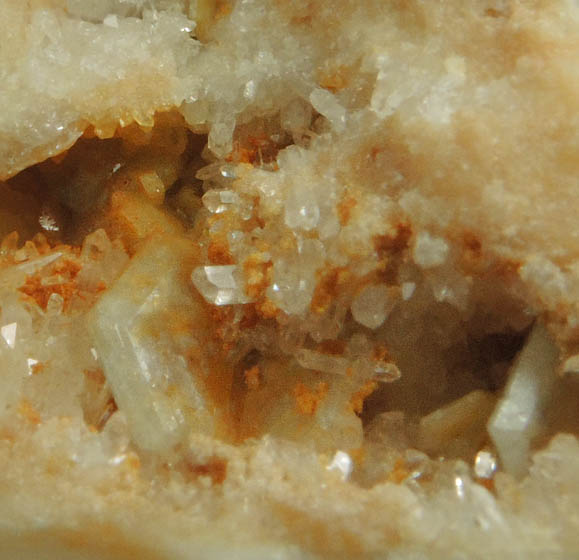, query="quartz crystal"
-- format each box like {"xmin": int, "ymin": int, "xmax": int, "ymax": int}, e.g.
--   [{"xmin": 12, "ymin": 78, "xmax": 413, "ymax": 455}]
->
[
  {"xmin": 202, "ymin": 190, "xmax": 240, "ymax": 214},
  {"xmin": 191, "ymin": 264, "xmax": 252, "ymax": 306},
  {"xmin": 284, "ymin": 183, "xmax": 320, "ymax": 231},
  {"xmin": 90, "ymin": 237, "xmax": 215, "ymax": 454},
  {"xmin": 0, "ymin": 322, "xmax": 17, "ymax": 349},
  {"xmin": 488, "ymin": 324, "xmax": 559, "ymax": 478},
  {"xmin": 351, "ymin": 284, "xmax": 393, "ymax": 330},
  {"xmin": 474, "ymin": 450, "xmax": 497, "ymax": 480},
  {"xmin": 326, "ymin": 450, "xmax": 354, "ymax": 481}
]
